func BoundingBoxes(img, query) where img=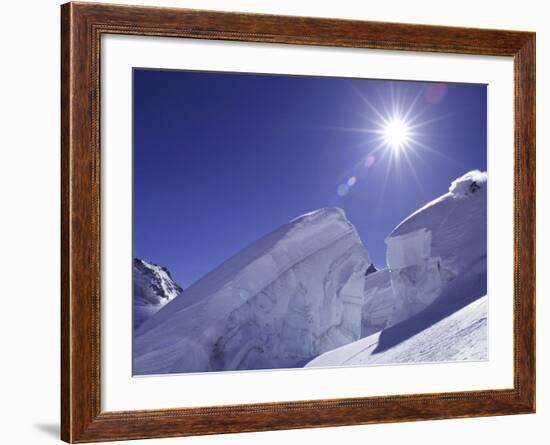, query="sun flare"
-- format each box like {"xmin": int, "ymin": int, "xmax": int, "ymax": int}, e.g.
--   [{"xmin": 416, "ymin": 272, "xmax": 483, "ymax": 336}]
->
[
  {"xmin": 383, "ymin": 115, "xmax": 411, "ymax": 153},
  {"xmin": 337, "ymin": 81, "xmax": 451, "ymax": 202}
]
